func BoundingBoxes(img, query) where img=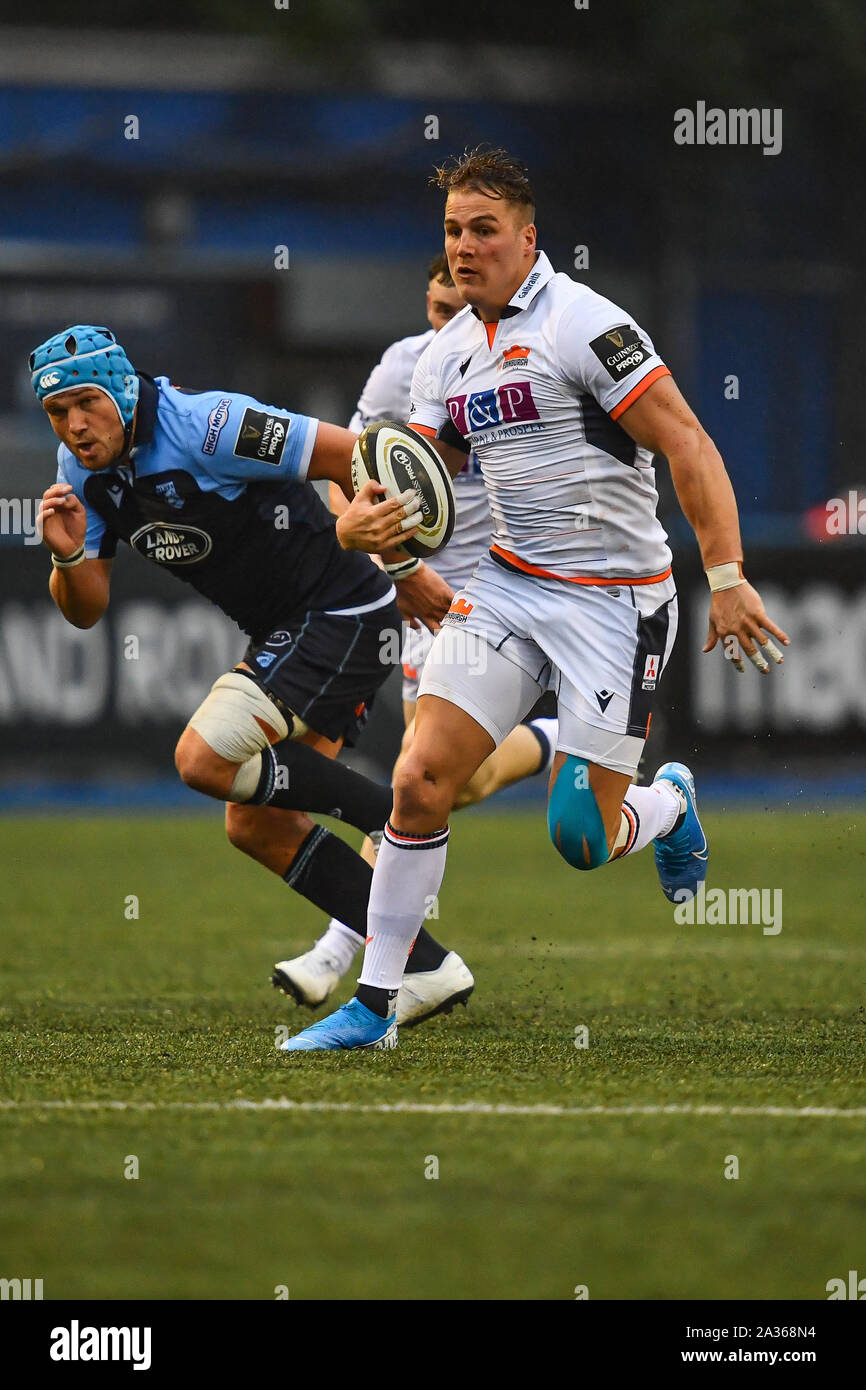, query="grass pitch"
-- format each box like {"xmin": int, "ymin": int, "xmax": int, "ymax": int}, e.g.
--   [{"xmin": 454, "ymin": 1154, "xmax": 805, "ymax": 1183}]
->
[{"xmin": 1, "ymin": 806, "xmax": 864, "ymax": 1300}]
